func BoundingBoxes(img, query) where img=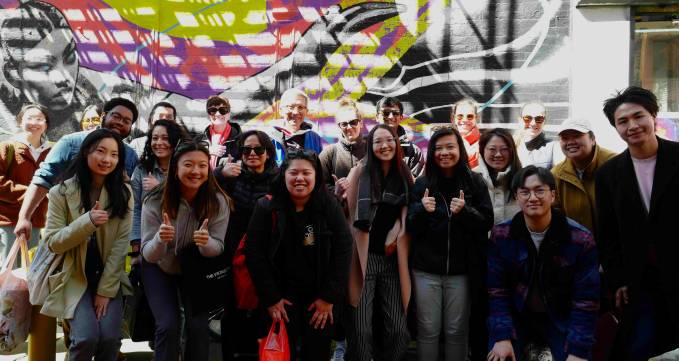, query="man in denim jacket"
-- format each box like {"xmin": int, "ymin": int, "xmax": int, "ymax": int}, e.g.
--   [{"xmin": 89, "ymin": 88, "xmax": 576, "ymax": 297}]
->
[{"xmin": 487, "ymin": 166, "xmax": 600, "ymax": 361}]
